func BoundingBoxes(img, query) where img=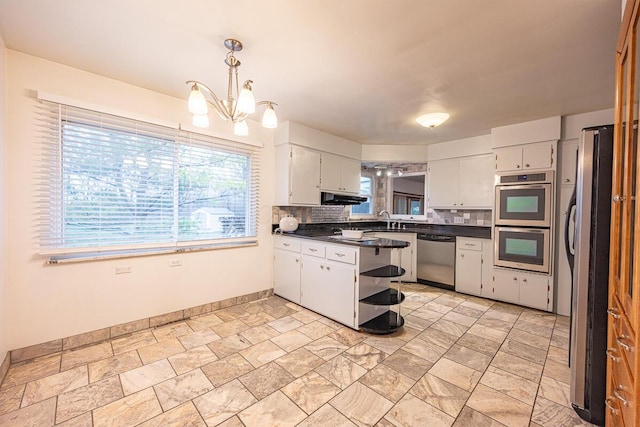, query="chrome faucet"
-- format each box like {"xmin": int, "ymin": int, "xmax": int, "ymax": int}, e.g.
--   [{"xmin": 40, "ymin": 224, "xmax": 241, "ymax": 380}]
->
[{"xmin": 379, "ymin": 210, "xmax": 391, "ymax": 229}]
